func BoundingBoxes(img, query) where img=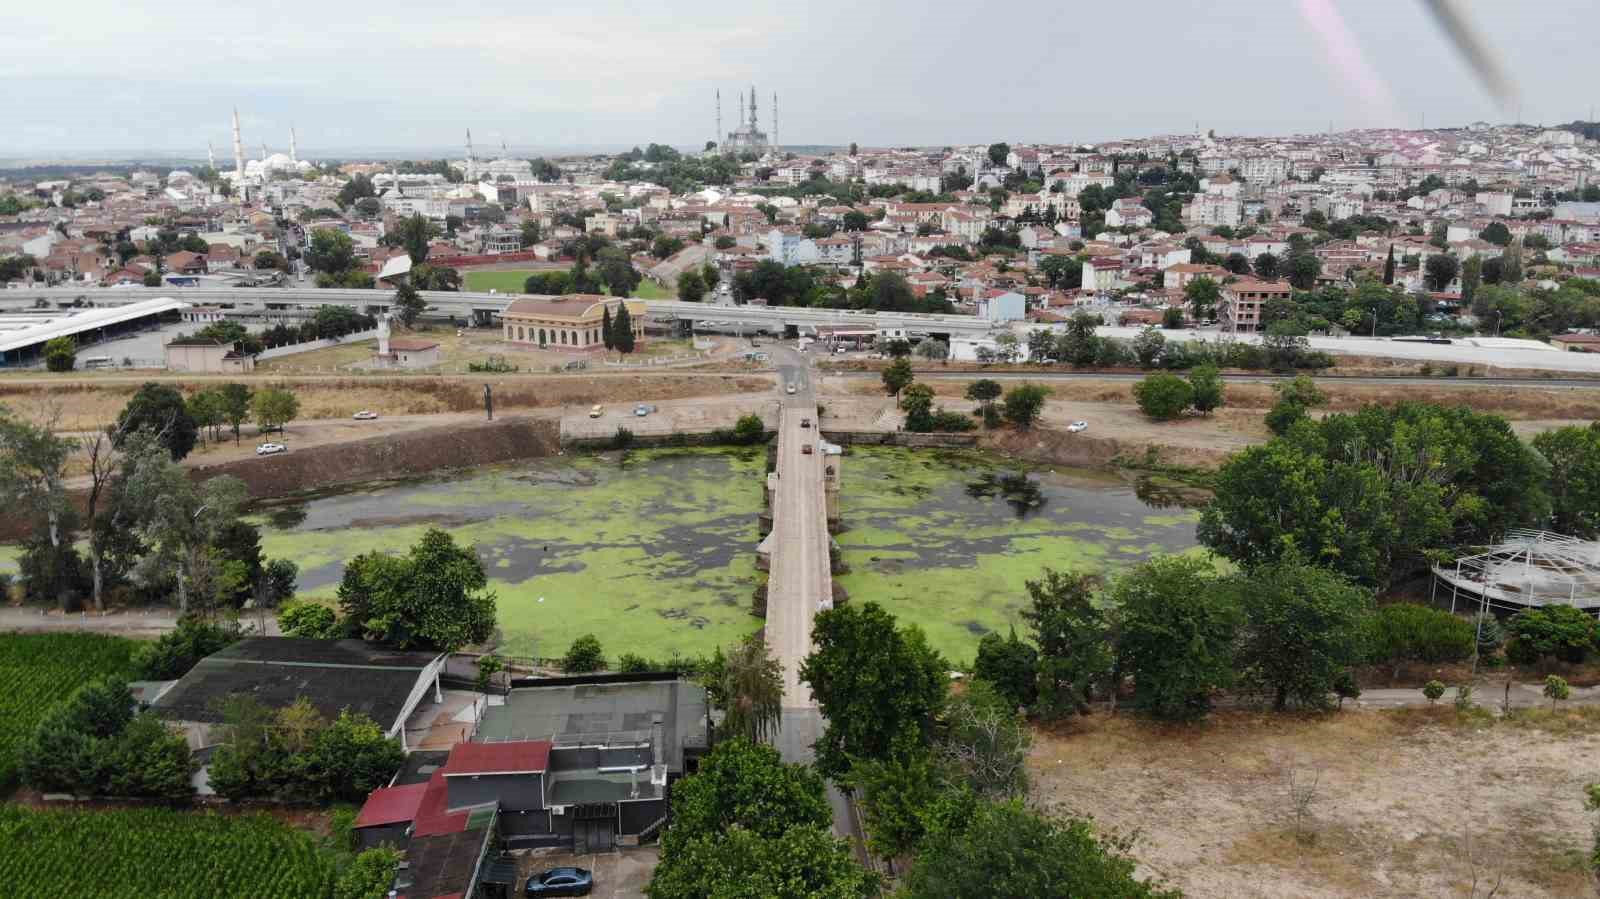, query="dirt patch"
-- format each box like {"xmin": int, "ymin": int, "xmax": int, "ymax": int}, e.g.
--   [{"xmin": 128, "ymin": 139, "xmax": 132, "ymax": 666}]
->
[{"xmin": 1030, "ymin": 710, "xmax": 1599, "ymax": 898}]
